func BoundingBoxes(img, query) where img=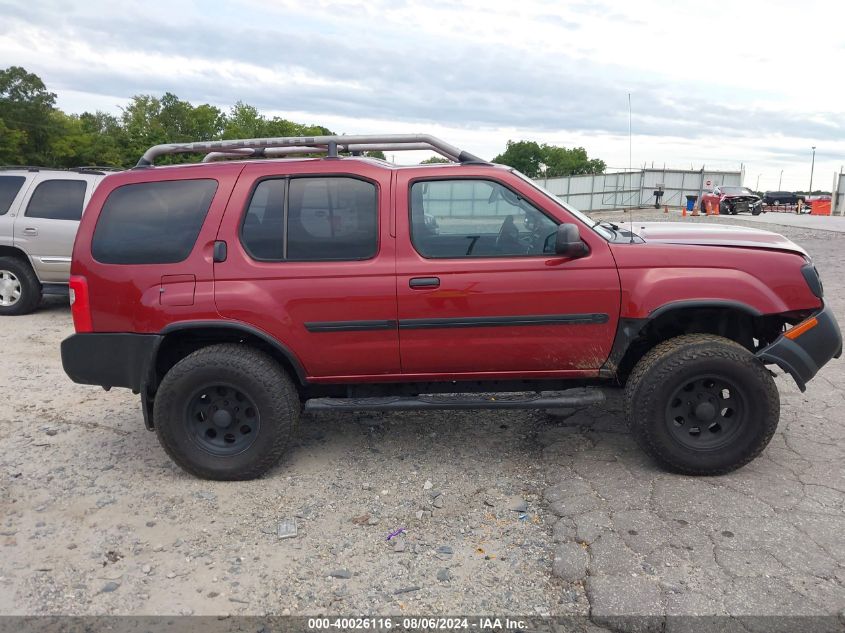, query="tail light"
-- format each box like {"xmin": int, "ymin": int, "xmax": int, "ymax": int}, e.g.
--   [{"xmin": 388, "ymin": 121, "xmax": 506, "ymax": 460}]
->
[{"xmin": 69, "ymin": 275, "xmax": 93, "ymax": 333}]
